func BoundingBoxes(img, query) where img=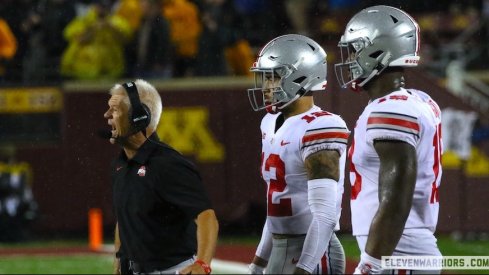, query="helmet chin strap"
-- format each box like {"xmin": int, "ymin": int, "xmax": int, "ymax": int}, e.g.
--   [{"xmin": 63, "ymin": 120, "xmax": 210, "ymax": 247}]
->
[
  {"xmin": 266, "ymin": 86, "xmax": 306, "ymax": 113},
  {"xmin": 278, "ymin": 94, "xmax": 300, "ymax": 110},
  {"xmin": 265, "ymin": 94, "xmax": 301, "ymax": 114},
  {"xmin": 266, "ymin": 105, "xmax": 278, "ymax": 114},
  {"xmin": 357, "ymin": 52, "xmax": 392, "ymax": 87},
  {"xmin": 351, "ymin": 81, "xmax": 362, "ymax": 92},
  {"xmin": 278, "ymin": 87, "xmax": 307, "ymax": 110}
]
